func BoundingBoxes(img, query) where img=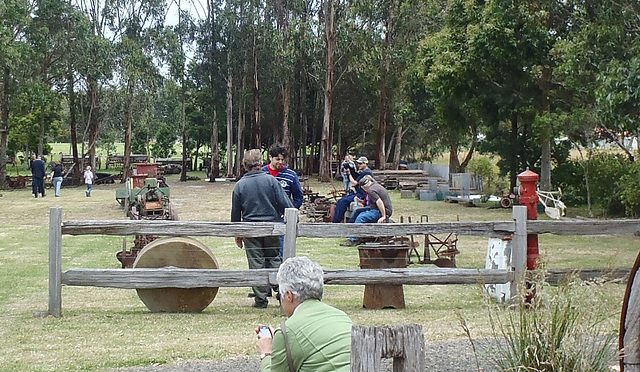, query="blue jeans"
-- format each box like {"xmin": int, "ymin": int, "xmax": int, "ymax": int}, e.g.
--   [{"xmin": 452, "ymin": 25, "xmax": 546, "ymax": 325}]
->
[
  {"xmin": 349, "ymin": 207, "xmax": 370, "ymax": 223},
  {"xmin": 53, "ymin": 177, "xmax": 63, "ymax": 196},
  {"xmin": 86, "ymin": 184, "xmax": 93, "ymax": 196},
  {"xmin": 332, "ymin": 194, "xmax": 356, "ymax": 223},
  {"xmin": 349, "ymin": 209, "xmax": 383, "ymax": 242},
  {"xmin": 343, "ymin": 178, "xmax": 351, "ymax": 192}
]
